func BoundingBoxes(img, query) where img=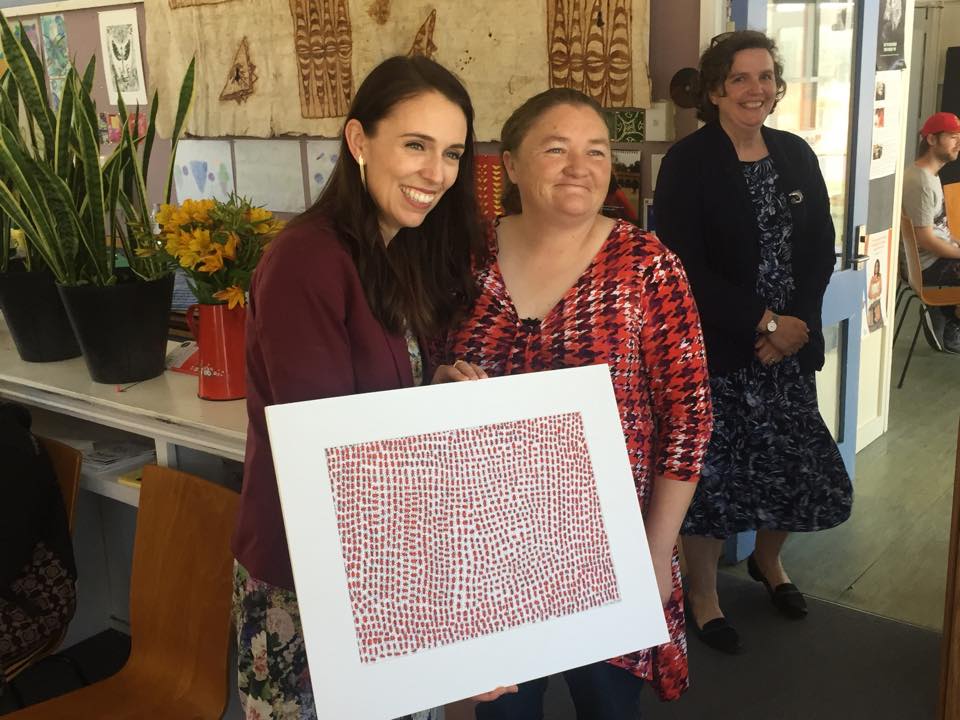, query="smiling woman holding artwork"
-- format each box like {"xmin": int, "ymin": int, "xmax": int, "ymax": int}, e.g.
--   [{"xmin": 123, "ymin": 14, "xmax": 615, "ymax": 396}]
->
[
  {"xmin": 445, "ymin": 87, "xmax": 713, "ymax": 718},
  {"xmin": 230, "ymin": 55, "xmax": 510, "ymax": 720},
  {"xmin": 654, "ymin": 30, "xmax": 853, "ymax": 656}
]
